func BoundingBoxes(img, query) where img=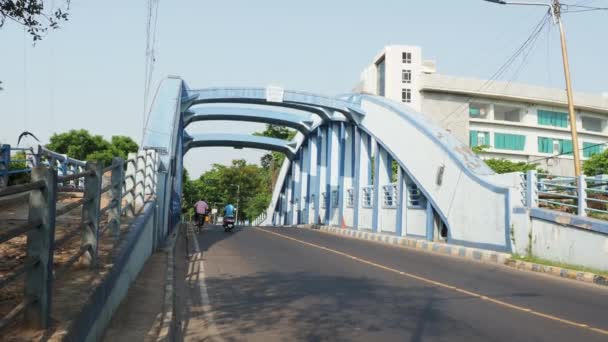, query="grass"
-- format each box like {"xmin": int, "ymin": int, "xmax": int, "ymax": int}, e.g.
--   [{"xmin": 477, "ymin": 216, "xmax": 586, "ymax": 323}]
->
[{"xmin": 511, "ymin": 254, "xmax": 608, "ymax": 277}]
